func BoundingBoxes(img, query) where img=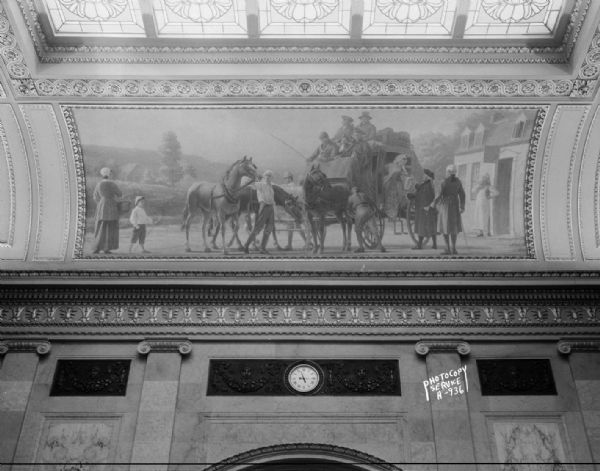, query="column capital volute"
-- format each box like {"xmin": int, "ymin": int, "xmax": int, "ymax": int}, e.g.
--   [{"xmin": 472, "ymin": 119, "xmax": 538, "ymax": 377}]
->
[
  {"xmin": 0, "ymin": 339, "xmax": 51, "ymax": 356},
  {"xmin": 415, "ymin": 340, "xmax": 471, "ymax": 356},
  {"xmin": 557, "ymin": 339, "xmax": 600, "ymax": 355},
  {"xmin": 137, "ymin": 338, "xmax": 192, "ymax": 356}
]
